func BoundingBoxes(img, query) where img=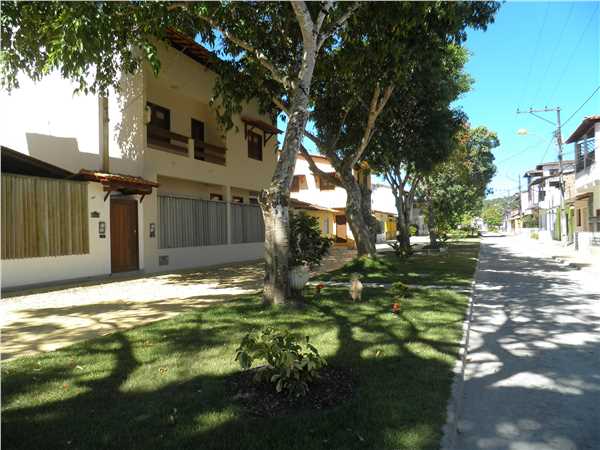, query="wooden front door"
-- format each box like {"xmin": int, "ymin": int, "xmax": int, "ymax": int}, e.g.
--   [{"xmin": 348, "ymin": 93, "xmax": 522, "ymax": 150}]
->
[
  {"xmin": 110, "ymin": 198, "xmax": 139, "ymax": 273},
  {"xmin": 335, "ymin": 215, "xmax": 347, "ymax": 242}
]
